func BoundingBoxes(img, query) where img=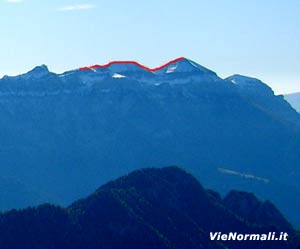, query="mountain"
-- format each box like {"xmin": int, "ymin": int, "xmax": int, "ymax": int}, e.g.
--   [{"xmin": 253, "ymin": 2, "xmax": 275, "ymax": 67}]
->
[
  {"xmin": 284, "ymin": 92, "xmax": 300, "ymax": 113},
  {"xmin": 225, "ymin": 75, "xmax": 300, "ymax": 129},
  {"xmin": 0, "ymin": 167, "xmax": 298, "ymax": 249},
  {"xmin": 0, "ymin": 58, "xmax": 300, "ymax": 227},
  {"xmin": 223, "ymin": 190, "xmax": 293, "ymax": 231}
]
